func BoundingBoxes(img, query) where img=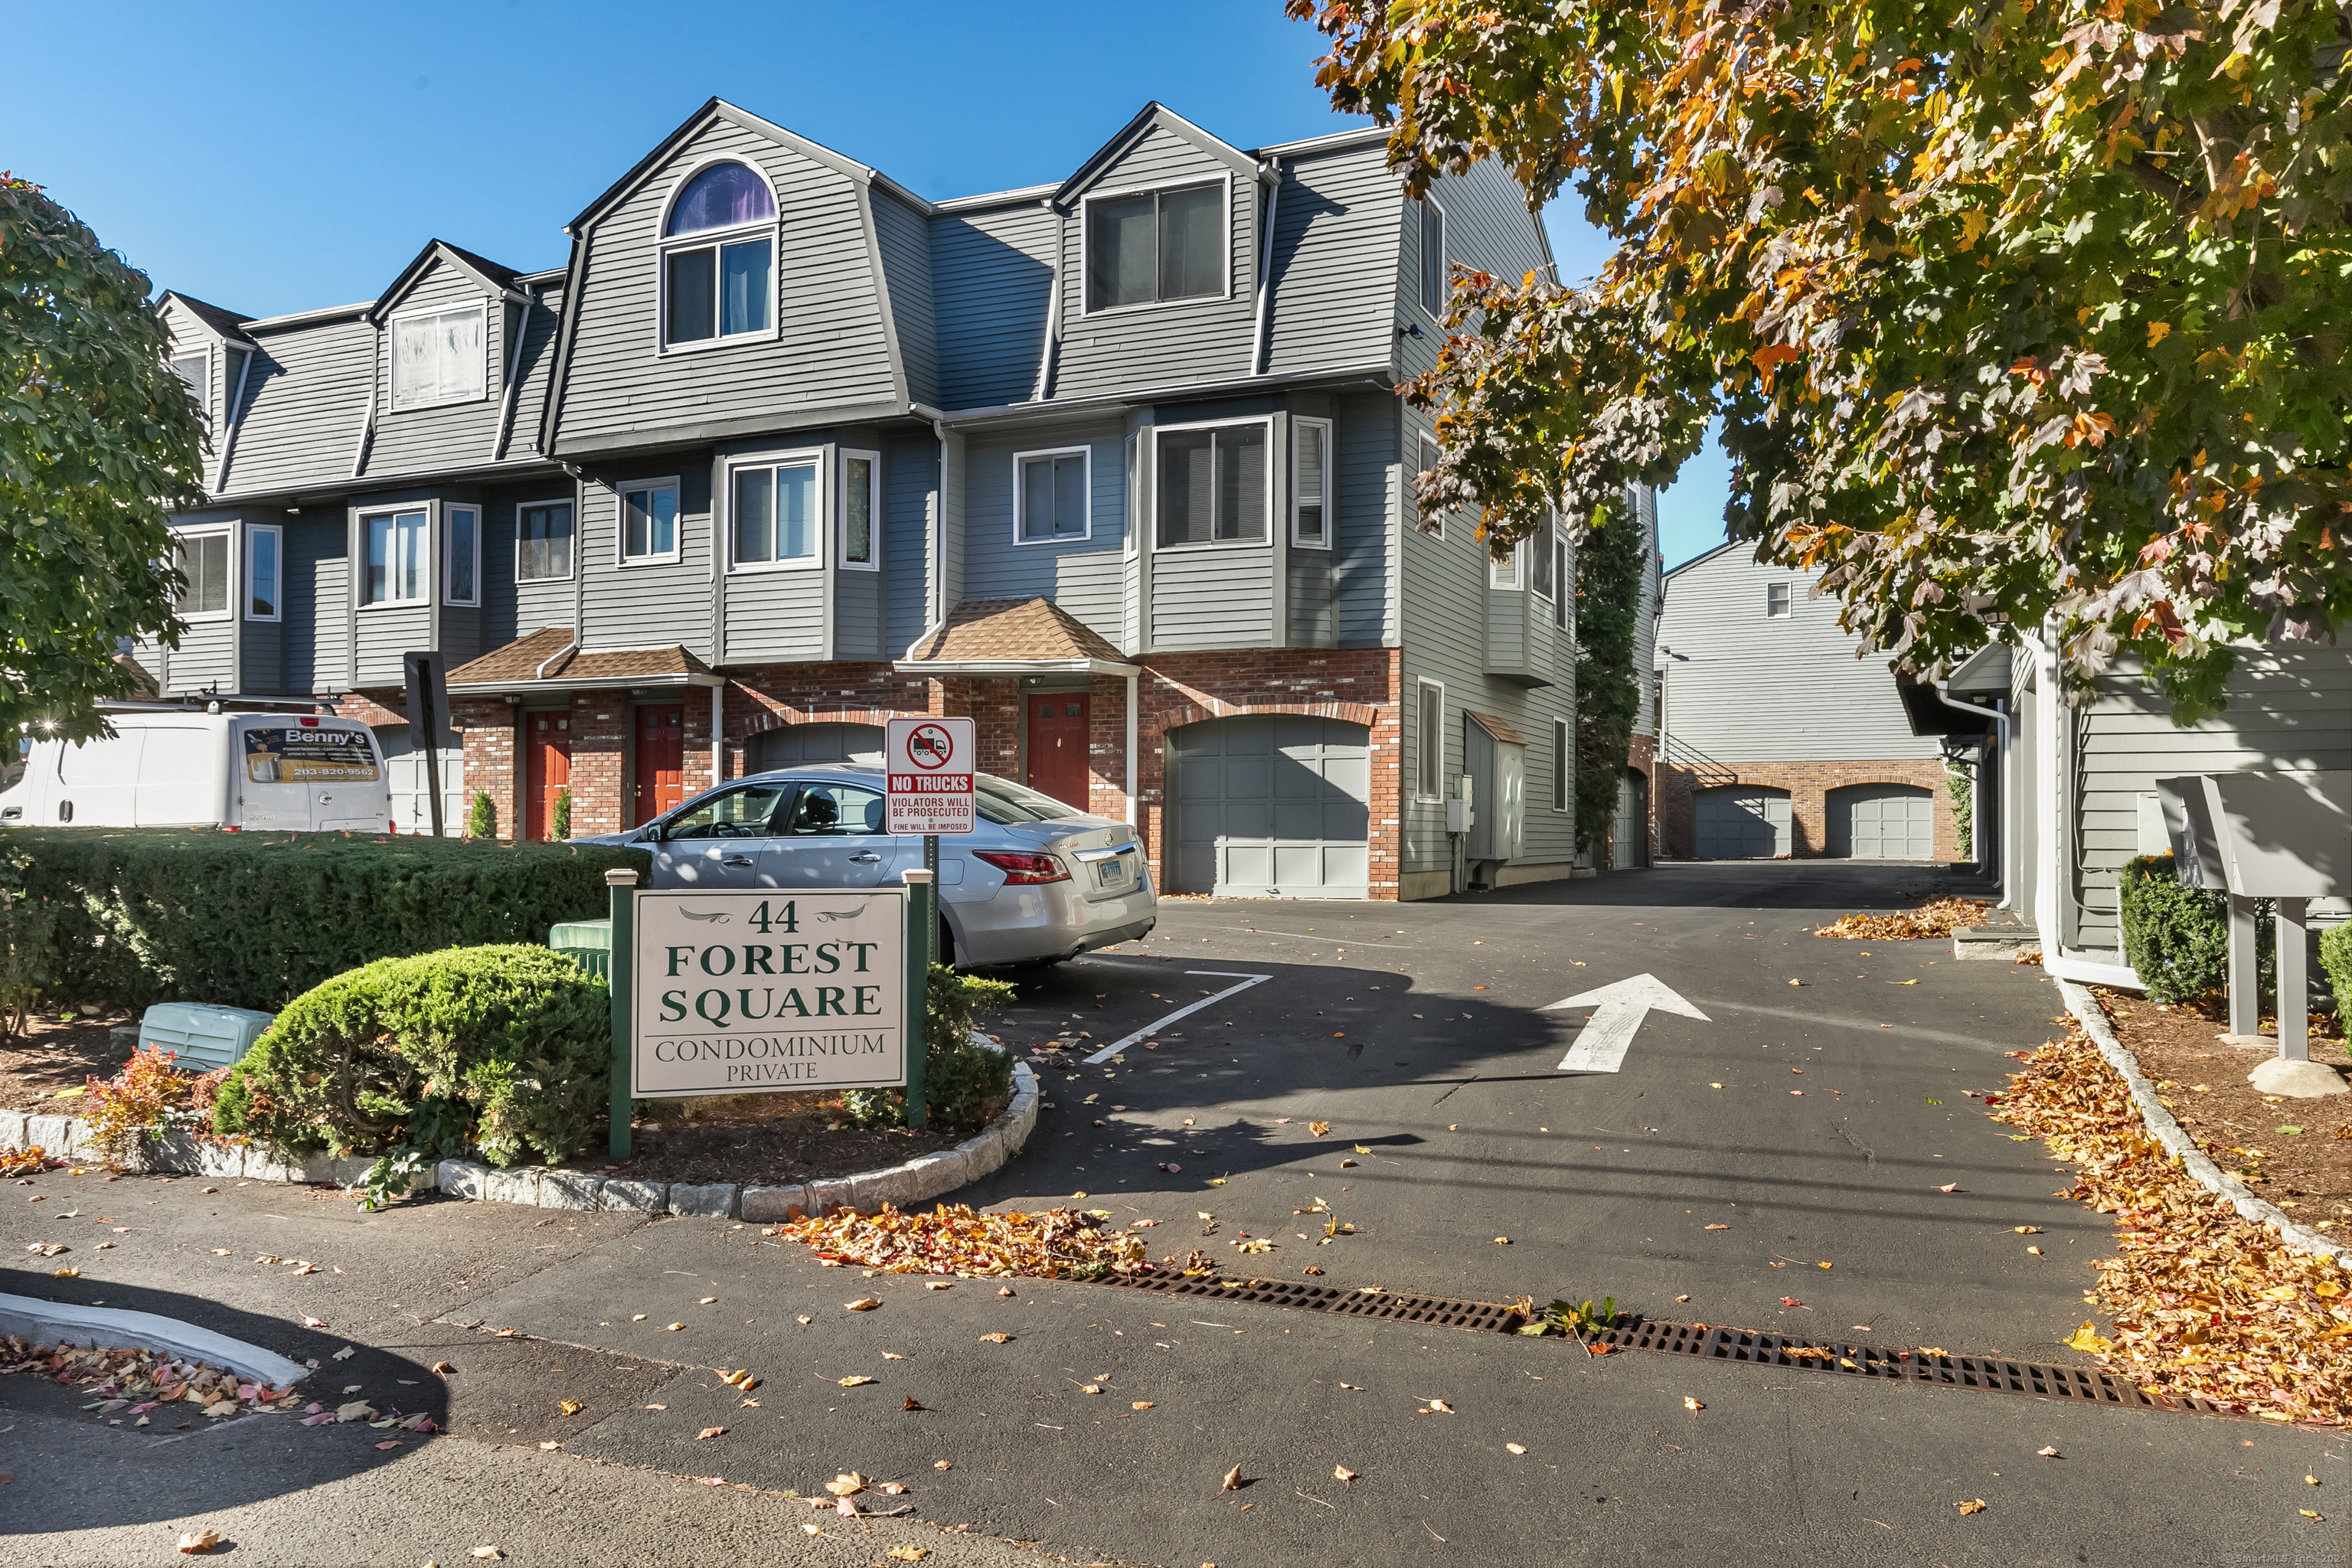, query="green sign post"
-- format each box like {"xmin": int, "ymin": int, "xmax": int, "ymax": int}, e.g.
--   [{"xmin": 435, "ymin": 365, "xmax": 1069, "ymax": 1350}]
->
[{"xmin": 604, "ymin": 866, "xmax": 929, "ymax": 1159}]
